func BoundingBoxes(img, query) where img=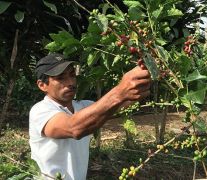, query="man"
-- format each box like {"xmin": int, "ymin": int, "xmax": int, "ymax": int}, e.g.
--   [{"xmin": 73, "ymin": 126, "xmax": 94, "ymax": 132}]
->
[{"xmin": 29, "ymin": 53, "xmax": 152, "ymax": 180}]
